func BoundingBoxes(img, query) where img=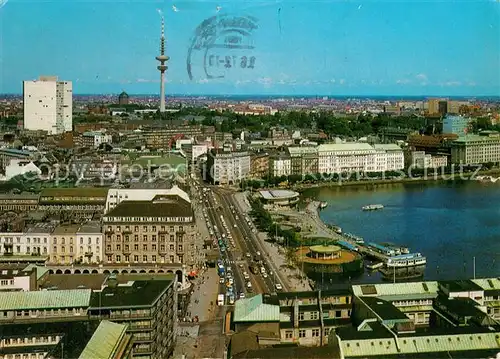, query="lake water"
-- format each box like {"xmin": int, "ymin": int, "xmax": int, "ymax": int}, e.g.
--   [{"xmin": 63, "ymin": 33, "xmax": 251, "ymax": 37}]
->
[{"xmin": 303, "ymin": 181, "xmax": 500, "ymax": 287}]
